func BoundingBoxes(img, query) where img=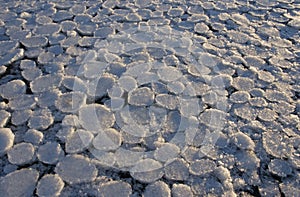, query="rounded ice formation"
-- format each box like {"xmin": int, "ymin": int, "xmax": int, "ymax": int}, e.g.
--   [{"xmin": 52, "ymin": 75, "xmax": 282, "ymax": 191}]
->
[
  {"xmin": 36, "ymin": 174, "xmax": 64, "ymax": 197},
  {"xmin": 55, "ymin": 154, "xmax": 98, "ymax": 184},
  {"xmin": 0, "ymin": 128, "xmax": 14, "ymax": 156},
  {"xmin": 37, "ymin": 142, "xmax": 64, "ymax": 164},
  {"xmin": 98, "ymin": 181, "xmax": 132, "ymax": 197},
  {"xmin": 130, "ymin": 159, "xmax": 164, "ymax": 183},
  {"xmin": 93, "ymin": 128, "xmax": 122, "ymax": 151},
  {"xmin": 0, "ymin": 168, "xmax": 39, "ymax": 197},
  {"xmin": 128, "ymin": 87, "xmax": 155, "ymax": 106},
  {"xmin": 7, "ymin": 142, "xmax": 35, "ymax": 165},
  {"xmin": 144, "ymin": 181, "xmax": 171, "ymax": 197},
  {"xmin": 0, "ymin": 79, "xmax": 26, "ymax": 99},
  {"xmin": 55, "ymin": 92, "xmax": 86, "ymax": 113},
  {"xmin": 79, "ymin": 104, "xmax": 115, "ymax": 133}
]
